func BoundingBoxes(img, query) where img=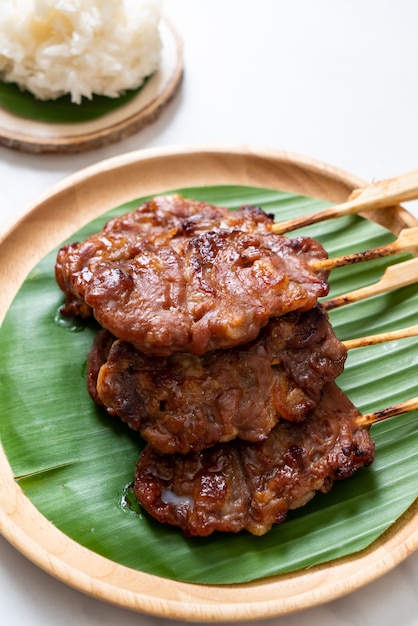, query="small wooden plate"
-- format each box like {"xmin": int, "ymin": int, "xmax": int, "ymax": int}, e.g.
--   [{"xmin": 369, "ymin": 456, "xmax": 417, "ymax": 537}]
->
[
  {"xmin": 0, "ymin": 146, "xmax": 417, "ymax": 622},
  {"xmin": 0, "ymin": 19, "xmax": 183, "ymax": 154}
]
